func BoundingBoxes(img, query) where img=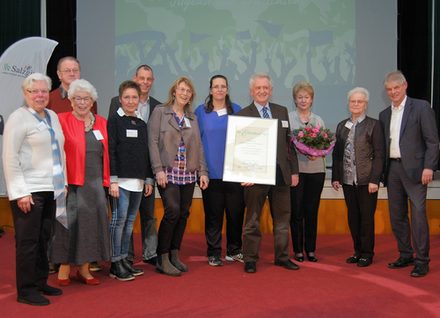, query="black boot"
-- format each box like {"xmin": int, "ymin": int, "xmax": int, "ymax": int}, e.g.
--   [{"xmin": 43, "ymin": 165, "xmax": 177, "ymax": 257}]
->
[
  {"xmin": 121, "ymin": 258, "xmax": 144, "ymax": 276},
  {"xmin": 109, "ymin": 261, "xmax": 135, "ymax": 281}
]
